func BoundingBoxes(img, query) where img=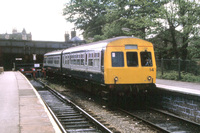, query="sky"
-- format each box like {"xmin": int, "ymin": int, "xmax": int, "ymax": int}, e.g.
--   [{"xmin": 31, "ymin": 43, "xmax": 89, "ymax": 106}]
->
[{"xmin": 0, "ymin": 0, "xmax": 78, "ymax": 42}]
